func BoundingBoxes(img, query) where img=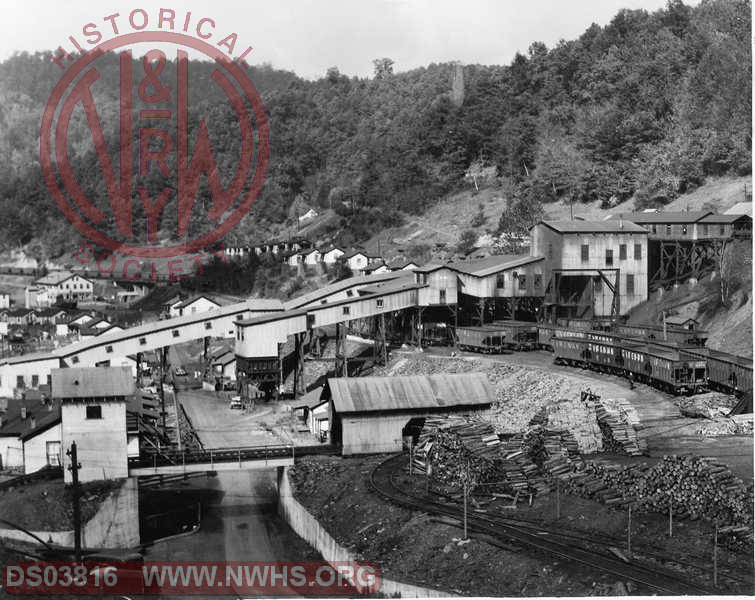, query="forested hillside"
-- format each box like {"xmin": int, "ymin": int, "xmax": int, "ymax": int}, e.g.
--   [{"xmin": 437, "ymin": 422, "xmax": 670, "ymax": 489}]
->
[{"xmin": 0, "ymin": 0, "xmax": 749, "ymax": 260}]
